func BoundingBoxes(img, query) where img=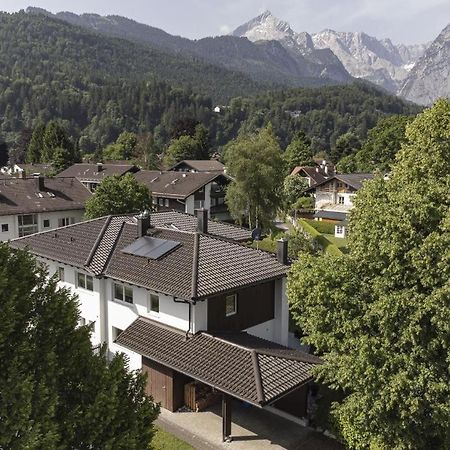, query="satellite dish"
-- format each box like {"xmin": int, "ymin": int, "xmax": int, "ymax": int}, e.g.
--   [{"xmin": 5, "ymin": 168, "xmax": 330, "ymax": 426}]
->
[{"xmin": 251, "ymin": 228, "xmax": 262, "ymax": 241}]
